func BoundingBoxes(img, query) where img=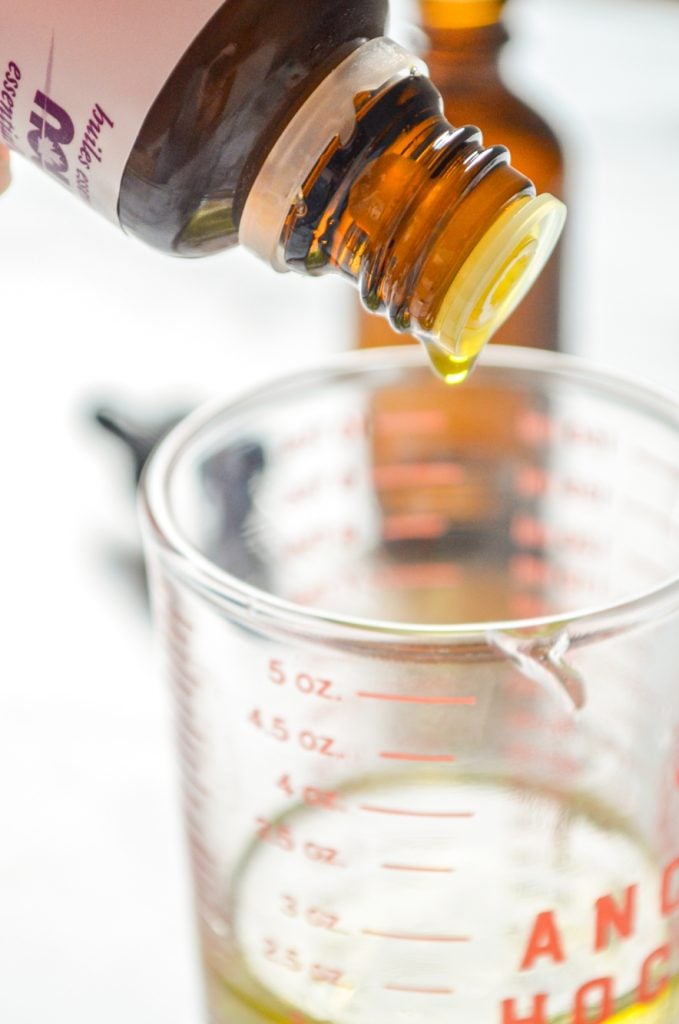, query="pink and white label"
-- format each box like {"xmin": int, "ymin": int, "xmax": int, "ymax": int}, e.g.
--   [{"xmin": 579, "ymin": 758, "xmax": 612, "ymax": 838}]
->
[{"xmin": 0, "ymin": 0, "xmax": 224, "ymax": 222}]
